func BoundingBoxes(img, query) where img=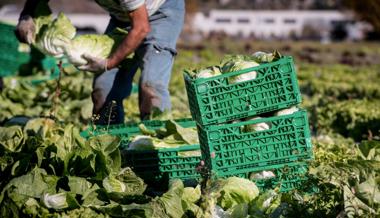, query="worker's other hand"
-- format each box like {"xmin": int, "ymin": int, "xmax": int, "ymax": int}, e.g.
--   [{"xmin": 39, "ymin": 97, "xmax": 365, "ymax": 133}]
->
[
  {"xmin": 15, "ymin": 15, "xmax": 36, "ymax": 44},
  {"xmin": 78, "ymin": 54, "xmax": 107, "ymax": 73}
]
